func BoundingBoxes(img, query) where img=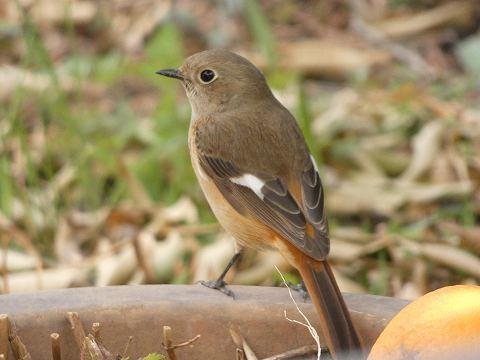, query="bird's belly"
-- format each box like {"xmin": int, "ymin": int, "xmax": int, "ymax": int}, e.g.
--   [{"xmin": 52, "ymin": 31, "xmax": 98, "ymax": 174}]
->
[{"xmin": 189, "ymin": 152, "xmax": 275, "ymax": 250}]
